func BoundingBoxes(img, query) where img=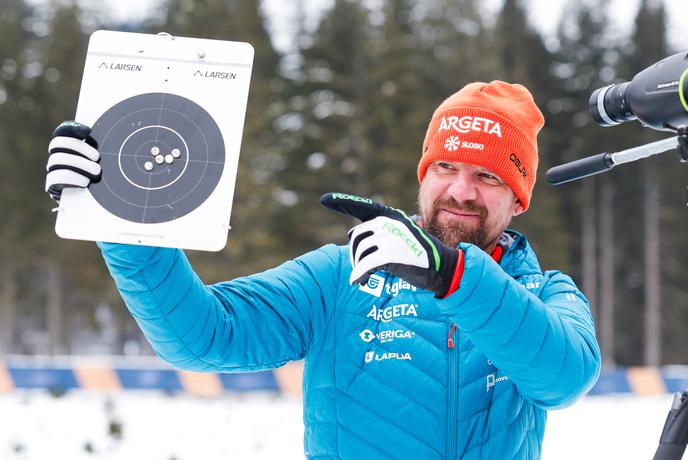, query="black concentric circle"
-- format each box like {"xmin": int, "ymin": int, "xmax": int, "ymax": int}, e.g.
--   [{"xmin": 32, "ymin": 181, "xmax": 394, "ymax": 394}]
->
[{"xmin": 89, "ymin": 92, "xmax": 225, "ymax": 223}]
